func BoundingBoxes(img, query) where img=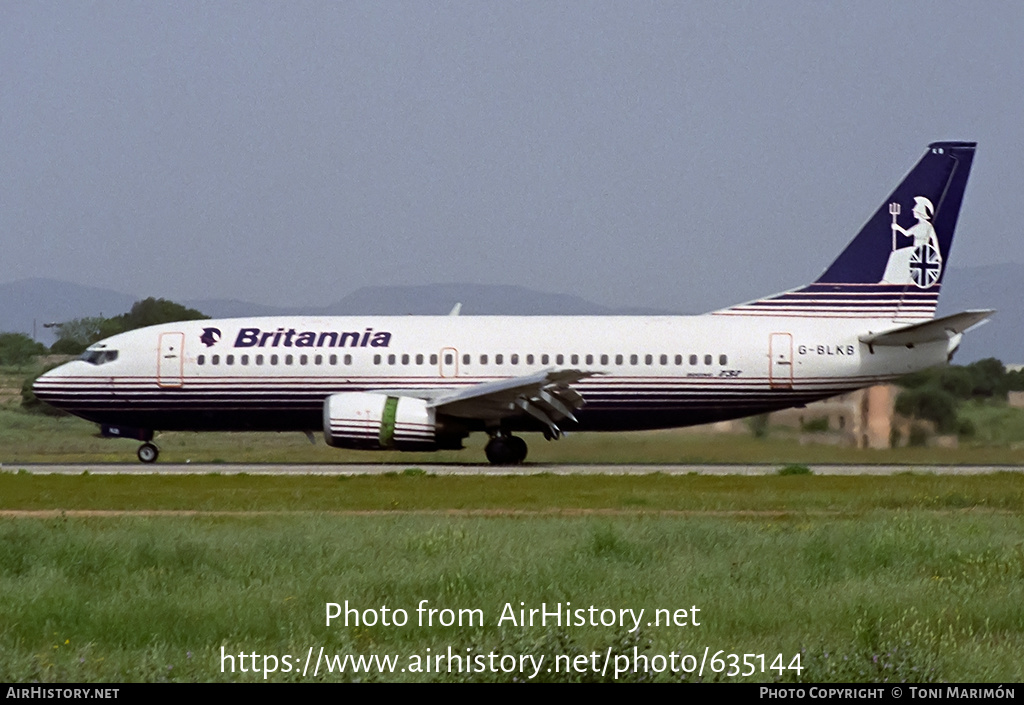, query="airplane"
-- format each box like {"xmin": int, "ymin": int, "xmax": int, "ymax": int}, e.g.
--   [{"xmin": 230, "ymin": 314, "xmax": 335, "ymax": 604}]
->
[{"xmin": 34, "ymin": 141, "xmax": 992, "ymax": 465}]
